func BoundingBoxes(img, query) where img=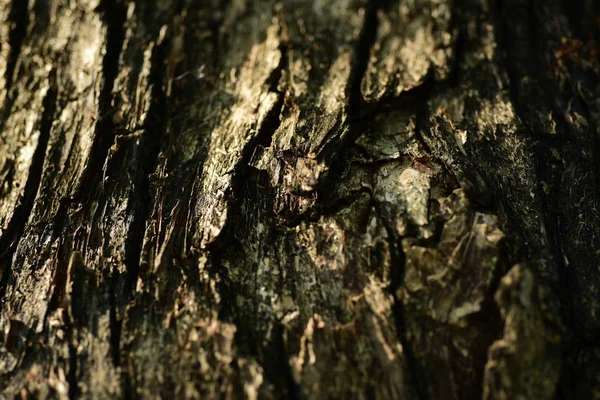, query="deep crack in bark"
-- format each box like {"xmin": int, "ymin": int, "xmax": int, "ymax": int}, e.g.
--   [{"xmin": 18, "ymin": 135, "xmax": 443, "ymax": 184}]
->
[
  {"xmin": 0, "ymin": 71, "xmax": 57, "ymax": 300},
  {"xmin": 73, "ymin": 0, "xmax": 126, "ymax": 204}
]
